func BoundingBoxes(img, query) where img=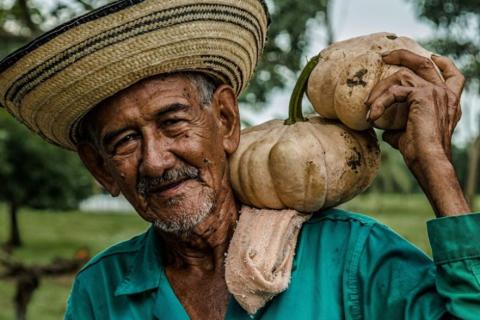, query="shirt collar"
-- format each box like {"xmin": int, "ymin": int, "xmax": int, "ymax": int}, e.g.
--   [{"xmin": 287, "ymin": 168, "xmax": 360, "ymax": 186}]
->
[{"xmin": 115, "ymin": 225, "xmax": 163, "ymax": 296}]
